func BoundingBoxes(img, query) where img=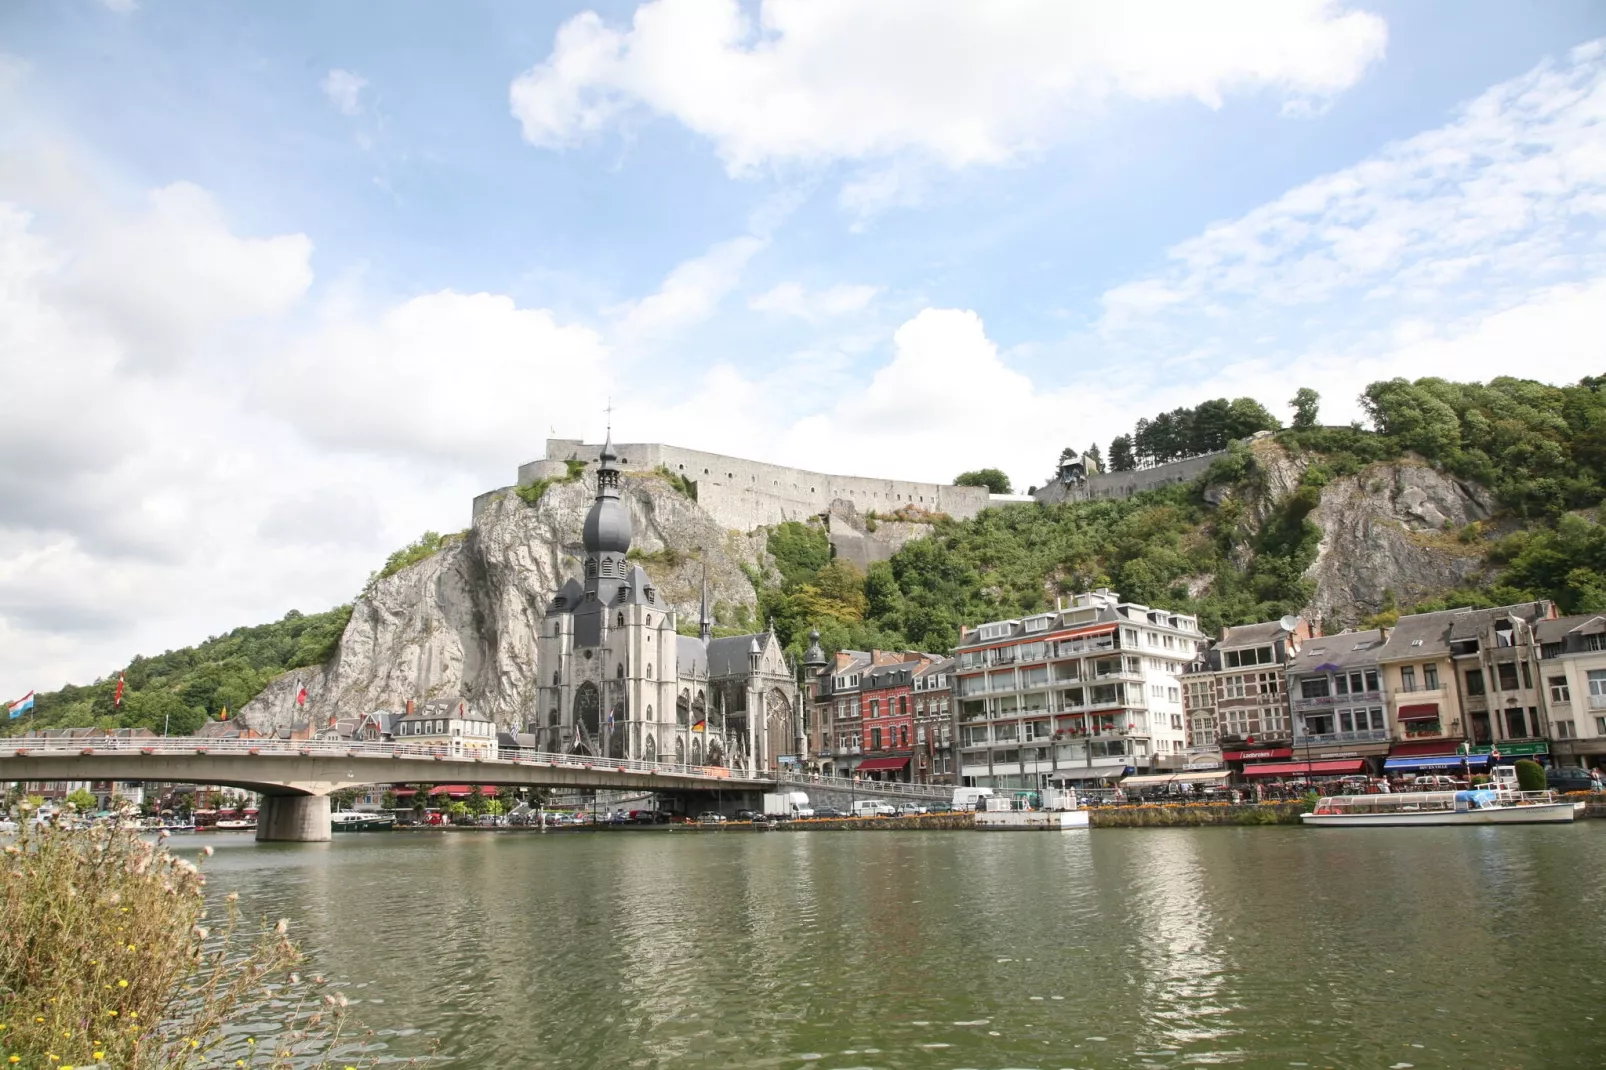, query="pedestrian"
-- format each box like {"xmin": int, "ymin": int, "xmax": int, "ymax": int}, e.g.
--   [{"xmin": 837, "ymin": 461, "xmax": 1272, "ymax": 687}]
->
[{"xmin": 1592, "ymin": 766, "xmax": 1603, "ymax": 794}]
